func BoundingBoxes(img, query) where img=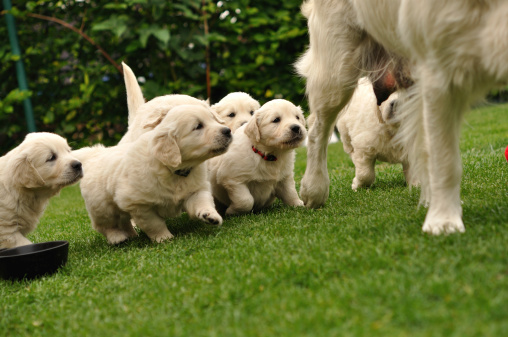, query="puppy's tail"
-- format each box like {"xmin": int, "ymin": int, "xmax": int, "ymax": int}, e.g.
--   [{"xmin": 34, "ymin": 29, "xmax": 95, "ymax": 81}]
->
[
  {"xmin": 394, "ymin": 84, "xmax": 430, "ymax": 205},
  {"xmin": 122, "ymin": 62, "xmax": 145, "ymax": 126},
  {"xmin": 72, "ymin": 145, "xmax": 105, "ymax": 164}
]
